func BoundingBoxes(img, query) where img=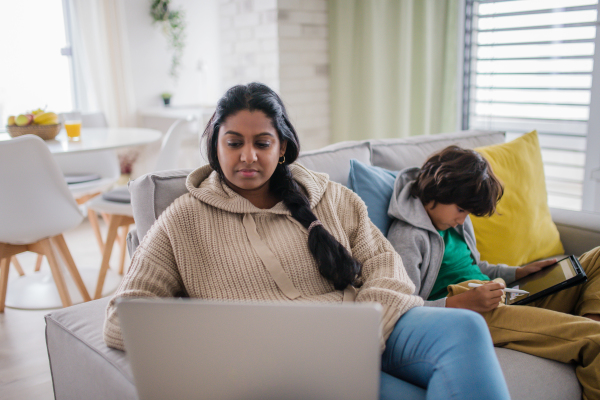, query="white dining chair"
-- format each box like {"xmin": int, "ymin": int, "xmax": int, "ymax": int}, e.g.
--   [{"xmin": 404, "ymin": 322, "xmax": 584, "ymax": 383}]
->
[
  {"xmin": 0, "ymin": 135, "xmax": 91, "ymax": 311},
  {"xmin": 53, "ymin": 150, "xmax": 121, "ymax": 202},
  {"xmin": 30, "ymin": 150, "xmax": 120, "ymax": 273},
  {"xmin": 39, "ymin": 112, "xmax": 120, "ymax": 273},
  {"xmin": 88, "ymin": 116, "xmax": 198, "ymax": 298}
]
